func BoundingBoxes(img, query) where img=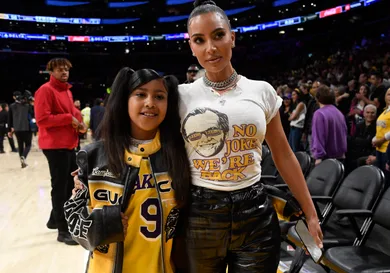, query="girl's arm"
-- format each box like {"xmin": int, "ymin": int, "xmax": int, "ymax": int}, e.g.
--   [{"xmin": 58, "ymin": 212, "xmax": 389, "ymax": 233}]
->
[
  {"xmin": 265, "ymin": 112, "xmax": 323, "ymax": 248},
  {"xmin": 64, "ymin": 151, "xmax": 124, "ymax": 251},
  {"xmin": 288, "ymin": 102, "xmax": 304, "ymax": 121}
]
